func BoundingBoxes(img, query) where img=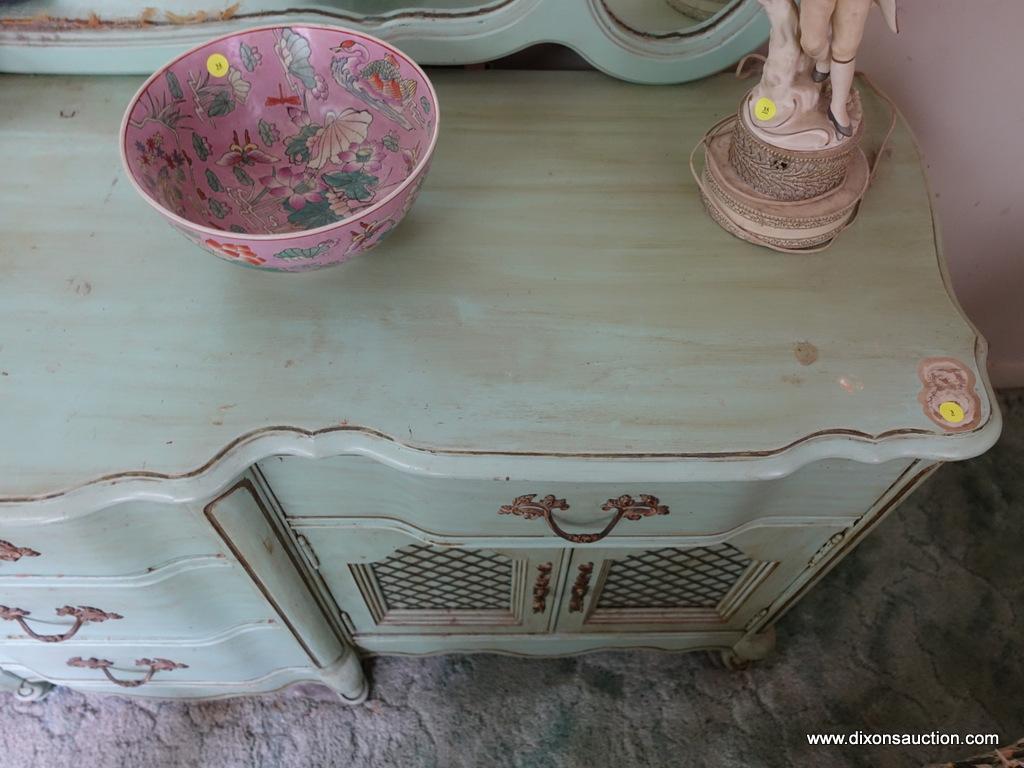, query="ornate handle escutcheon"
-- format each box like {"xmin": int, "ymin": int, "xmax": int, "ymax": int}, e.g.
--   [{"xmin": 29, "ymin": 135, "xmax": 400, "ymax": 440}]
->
[
  {"xmin": 0, "ymin": 605, "xmax": 123, "ymax": 643},
  {"xmin": 0, "ymin": 540, "xmax": 40, "ymax": 563},
  {"xmin": 569, "ymin": 562, "xmax": 594, "ymax": 613},
  {"xmin": 532, "ymin": 563, "xmax": 553, "ymax": 613},
  {"xmin": 499, "ymin": 494, "xmax": 670, "ymax": 544},
  {"xmin": 66, "ymin": 657, "xmax": 188, "ymax": 688}
]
